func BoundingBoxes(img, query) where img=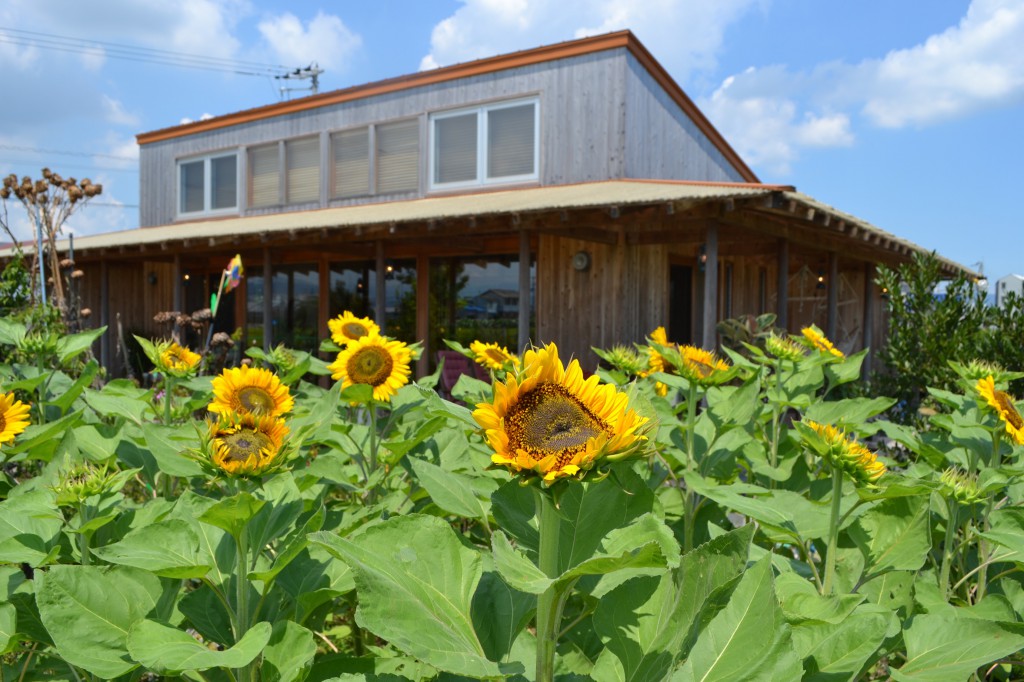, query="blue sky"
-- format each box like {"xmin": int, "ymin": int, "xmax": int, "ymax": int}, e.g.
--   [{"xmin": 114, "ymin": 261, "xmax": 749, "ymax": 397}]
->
[{"xmin": 1, "ymin": 0, "xmax": 1021, "ymax": 280}]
